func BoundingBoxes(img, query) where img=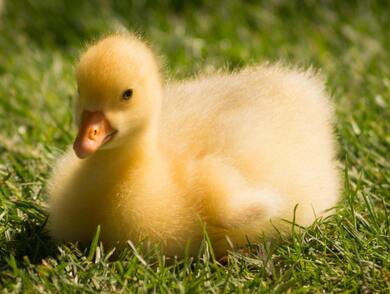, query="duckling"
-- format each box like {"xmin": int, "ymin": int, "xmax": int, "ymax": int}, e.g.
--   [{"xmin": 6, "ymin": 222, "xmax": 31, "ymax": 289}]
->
[{"xmin": 48, "ymin": 33, "xmax": 340, "ymax": 258}]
